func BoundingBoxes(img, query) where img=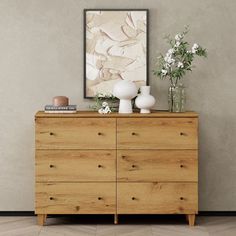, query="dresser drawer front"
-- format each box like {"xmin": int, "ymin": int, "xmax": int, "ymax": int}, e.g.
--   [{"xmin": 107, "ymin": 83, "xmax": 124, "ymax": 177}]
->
[
  {"xmin": 117, "ymin": 118, "xmax": 198, "ymax": 149},
  {"xmin": 118, "ymin": 150, "xmax": 197, "ymax": 182},
  {"xmin": 36, "ymin": 150, "xmax": 116, "ymax": 182},
  {"xmin": 36, "ymin": 183, "xmax": 116, "ymax": 214},
  {"xmin": 36, "ymin": 118, "xmax": 116, "ymax": 149},
  {"xmin": 117, "ymin": 183, "xmax": 198, "ymax": 214}
]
